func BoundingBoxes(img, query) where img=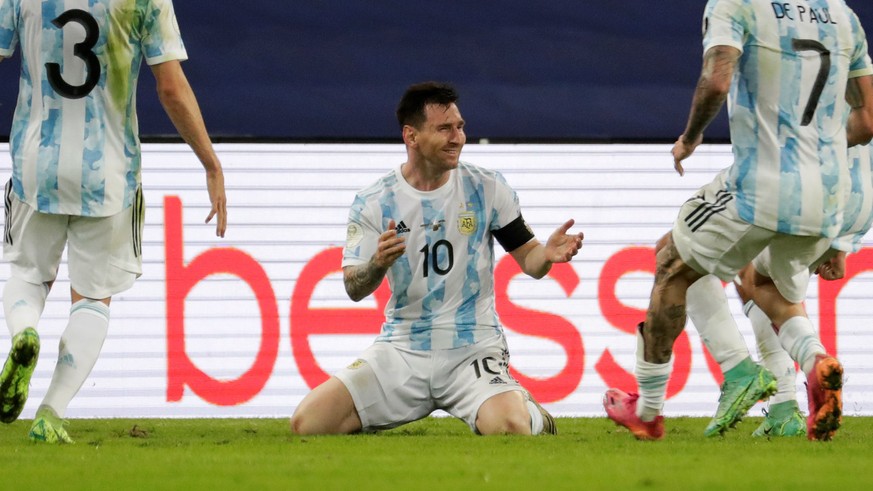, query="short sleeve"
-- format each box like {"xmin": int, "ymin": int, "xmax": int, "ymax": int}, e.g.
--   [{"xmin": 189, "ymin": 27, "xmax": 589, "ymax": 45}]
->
[
  {"xmin": 487, "ymin": 170, "xmax": 523, "ymax": 232},
  {"xmin": 0, "ymin": 0, "xmax": 19, "ymax": 57},
  {"xmin": 847, "ymin": 9, "xmax": 873, "ymax": 78},
  {"xmin": 702, "ymin": 0, "xmax": 747, "ymax": 55},
  {"xmin": 342, "ymin": 194, "xmax": 381, "ymax": 268},
  {"xmin": 140, "ymin": 0, "xmax": 187, "ymax": 65}
]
